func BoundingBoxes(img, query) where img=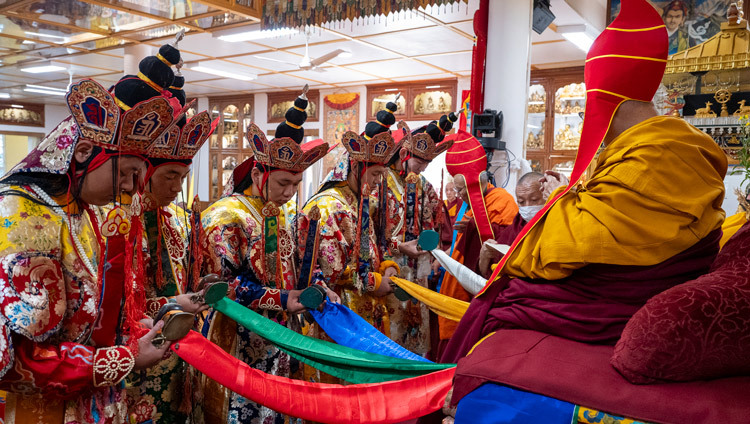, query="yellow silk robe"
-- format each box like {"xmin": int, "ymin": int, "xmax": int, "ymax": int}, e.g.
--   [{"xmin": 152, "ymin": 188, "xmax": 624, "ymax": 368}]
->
[
  {"xmin": 503, "ymin": 115, "xmax": 727, "ymax": 280},
  {"xmin": 302, "ymin": 184, "xmax": 388, "ymax": 331},
  {"xmin": 0, "ymin": 187, "xmax": 132, "ymax": 424}
]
